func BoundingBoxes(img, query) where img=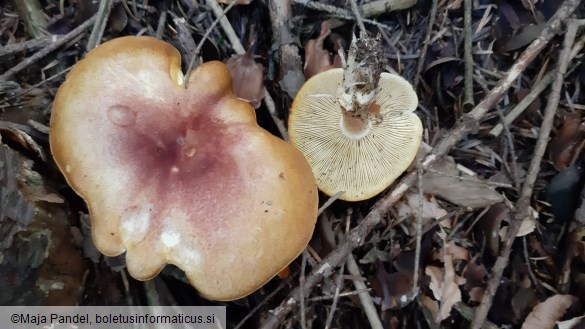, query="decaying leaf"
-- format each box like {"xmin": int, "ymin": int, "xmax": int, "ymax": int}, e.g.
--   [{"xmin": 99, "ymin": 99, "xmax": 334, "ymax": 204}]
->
[
  {"xmin": 360, "ymin": 246, "xmax": 389, "ymax": 264},
  {"xmin": 396, "ymin": 192, "xmax": 449, "ymax": 231},
  {"xmin": 371, "ymin": 262, "xmax": 416, "ymax": 310},
  {"xmin": 421, "ymin": 295, "xmax": 440, "ymax": 322},
  {"xmin": 476, "ymin": 203, "xmax": 535, "ymax": 257},
  {"xmin": 514, "ymin": 87, "xmax": 542, "ymax": 126},
  {"xmin": 303, "ymin": 21, "xmax": 342, "ymax": 79},
  {"xmin": 557, "ymin": 315, "xmax": 585, "ymax": 329},
  {"xmin": 549, "ymin": 112, "xmax": 585, "ymax": 171},
  {"xmin": 499, "ymin": 208, "xmax": 536, "ymax": 240},
  {"xmin": 446, "ymin": 0, "xmax": 462, "ymax": 9},
  {"xmin": 0, "ymin": 121, "xmax": 45, "ymax": 160},
  {"xmin": 521, "ymin": 294, "xmax": 578, "ymax": 329},
  {"xmin": 425, "ymin": 254, "xmax": 462, "ymax": 322},
  {"xmin": 445, "ymin": 241, "xmax": 470, "ymax": 261},
  {"xmin": 423, "ymin": 156, "xmax": 503, "ymax": 209},
  {"xmin": 494, "ymin": 2, "xmax": 546, "ymax": 53},
  {"xmin": 469, "ymin": 287, "xmax": 484, "ymax": 302},
  {"xmin": 225, "ymin": 49, "xmax": 265, "ymax": 109},
  {"xmin": 462, "ymin": 261, "xmax": 486, "ymax": 301},
  {"xmin": 0, "ymin": 142, "xmax": 85, "ymax": 304}
]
